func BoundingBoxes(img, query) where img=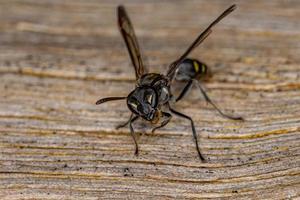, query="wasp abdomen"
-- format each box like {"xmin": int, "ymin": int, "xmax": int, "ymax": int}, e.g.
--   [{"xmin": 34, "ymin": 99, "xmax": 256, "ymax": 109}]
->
[{"xmin": 176, "ymin": 58, "xmax": 208, "ymax": 81}]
